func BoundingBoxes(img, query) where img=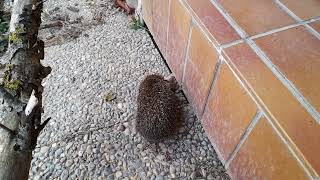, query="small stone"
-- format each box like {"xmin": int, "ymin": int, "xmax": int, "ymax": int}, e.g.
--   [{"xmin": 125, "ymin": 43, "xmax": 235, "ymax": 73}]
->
[
  {"xmin": 169, "ymin": 165, "xmax": 175, "ymax": 174},
  {"xmin": 156, "ymin": 154, "xmax": 165, "ymax": 161},
  {"xmin": 65, "ymin": 160, "xmax": 73, "ymax": 167},
  {"xmin": 117, "ymin": 125, "xmax": 125, "ymax": 132},
  {"xmin": 83, "ymin": 134, "xmax": 88, "ymax": 142},
  {"xmin": 67, "ymin": 6, "xmax": 80, "ymax": 12},
  {"xmin": 61, "ymin": 169, "xmax": 69, "ymax": 180},
  {"xmin": 201, "ymin": 168, "xmax": 207, "ymax": 177},
  {"xmin": 124, "ymin": 128, "xmax": 130, "ymax": 136},
  {"xmin": 115, "ymin": 171, "xmax": 122, "ymax": 178},
  {"xmin": 107, "ymin": 174, "xmax": 115, "ymax": 180},
  {"xmin": 86, "ymin": 146, "xmax": 92, "ymax": 154},
  {"xmin": 125, "ymin": 144, "xmax": 132, "ymax": 150},
  {"xmin": 137, "ymin": 144, "xmax": 143, "ymax": 149},
  {"xmin": 140, "ymin": 172, "xmax": 146, "ymax": 179},
  {"xmin": 155, "ymin": 175, "xmax": 164, "ymax": 180},
  {"xmin": 55, "ymin": 149, "xmax": 63, "ymax": 157},
  {"xmin": 190, "ymin": 172, "xmax": 196, "ymax": 179},
  {"xmin": 40, "ymin": 146, "xmax": 49, "ymax": 154},
  {"xmin": 78, "ymin": 150, "xmax": 84, "ymax": 157},
  {"xmin": 123, "ymin": 122, "xmax": 129, "ymax": 127},
  {"xmin": 207, "ymin": 174, "xmax": 214, "ymax": 180},
  {"xmin": 201, "ymin": 141, "xmax": 207, "ymax": 146},
  {"xmin": 66, "ymin": 142, "xmax": 73, "ymax": 150}
]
